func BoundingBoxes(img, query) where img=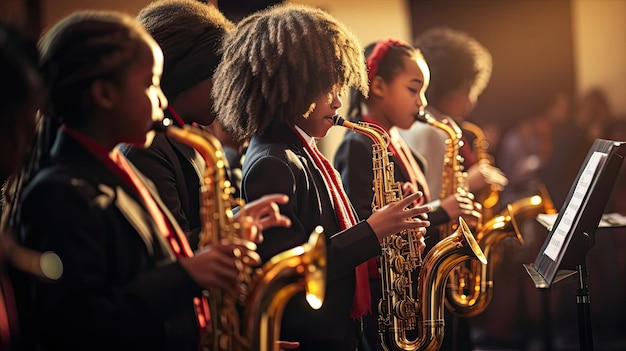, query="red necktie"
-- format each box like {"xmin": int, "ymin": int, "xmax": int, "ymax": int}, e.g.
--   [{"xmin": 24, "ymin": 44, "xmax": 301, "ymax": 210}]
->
[{"xmin": 297, "ymin": 133, "xmax": 372, "ymax": 318}]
